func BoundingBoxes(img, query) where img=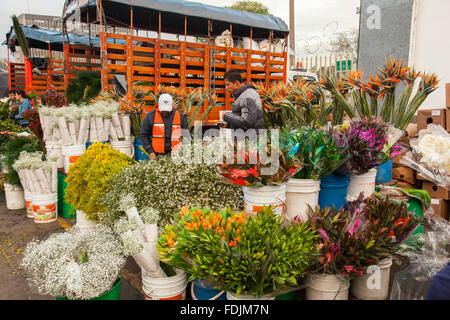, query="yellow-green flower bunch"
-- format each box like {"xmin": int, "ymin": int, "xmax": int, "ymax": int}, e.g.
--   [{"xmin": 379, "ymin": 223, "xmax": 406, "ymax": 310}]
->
[
  {"xmin": 65, "ymin": 142, "xmax": 135, "ymax": 222},
  {"xmin": 158, "ymin": 206, "xmax": 320, "ymax": 297}
]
